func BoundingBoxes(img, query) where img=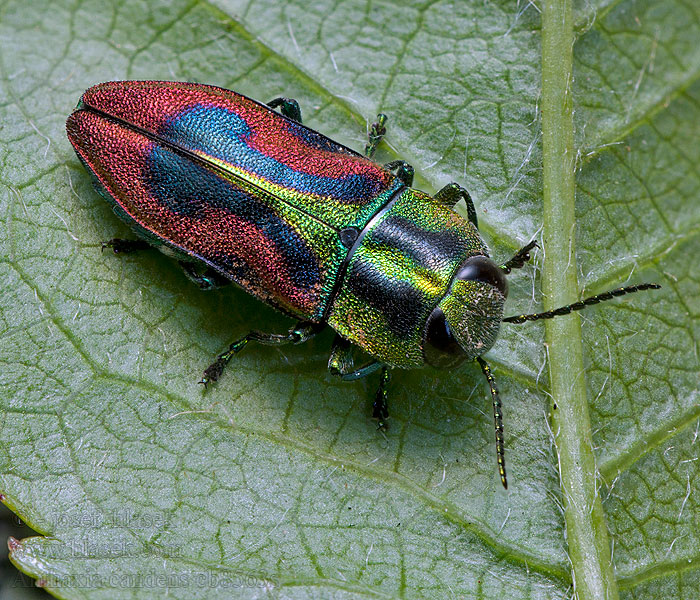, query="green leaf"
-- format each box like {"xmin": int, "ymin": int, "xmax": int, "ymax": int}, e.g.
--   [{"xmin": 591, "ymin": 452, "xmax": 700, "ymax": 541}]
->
[{"xmin": 0, "ymin": 0, "xmax": 697, "ymax": 598}]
